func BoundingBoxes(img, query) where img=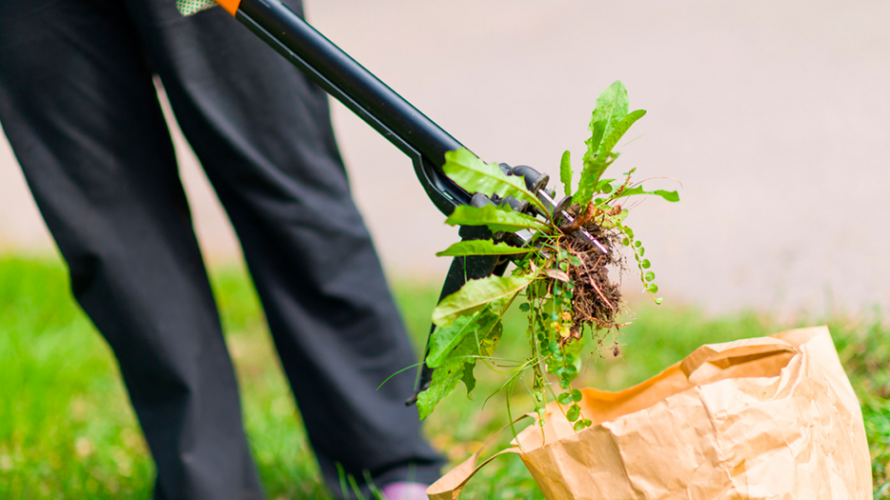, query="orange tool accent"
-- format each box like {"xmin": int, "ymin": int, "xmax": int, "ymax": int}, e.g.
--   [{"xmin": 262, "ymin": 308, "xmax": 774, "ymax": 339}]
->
[{"xmin": 215, "ymin": 0, "xmax": 241, "ymax": 16}]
